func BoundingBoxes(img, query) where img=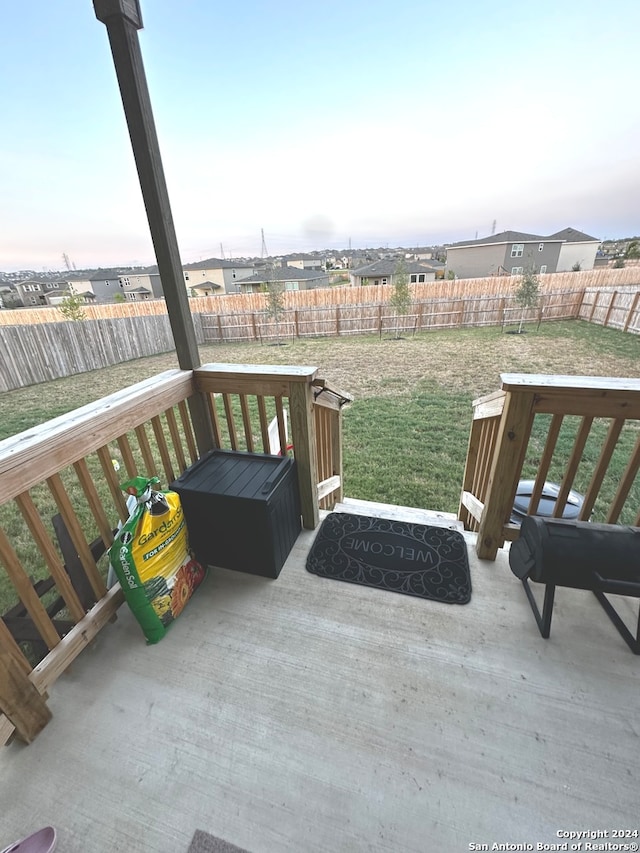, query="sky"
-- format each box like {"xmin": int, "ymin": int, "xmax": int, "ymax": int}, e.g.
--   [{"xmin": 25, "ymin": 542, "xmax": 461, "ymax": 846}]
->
[{"xmin": 1, "ymin": 1, "xmax": 639, "ymax": 272}]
